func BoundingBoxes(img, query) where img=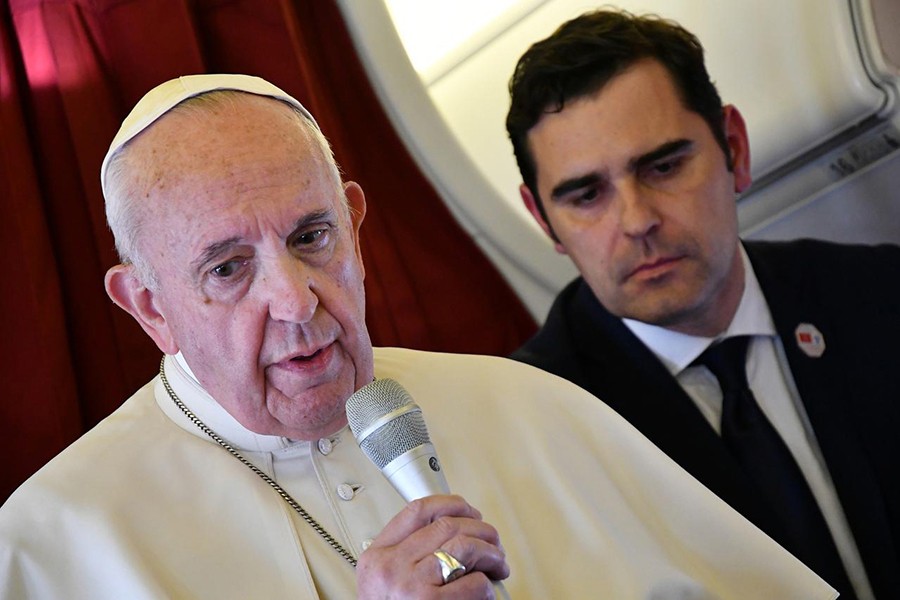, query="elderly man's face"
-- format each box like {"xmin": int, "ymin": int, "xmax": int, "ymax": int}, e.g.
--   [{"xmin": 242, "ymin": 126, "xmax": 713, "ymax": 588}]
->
[{"xmin": 113, "ymin": 95, "xmax": 372, "ymax": 440}]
